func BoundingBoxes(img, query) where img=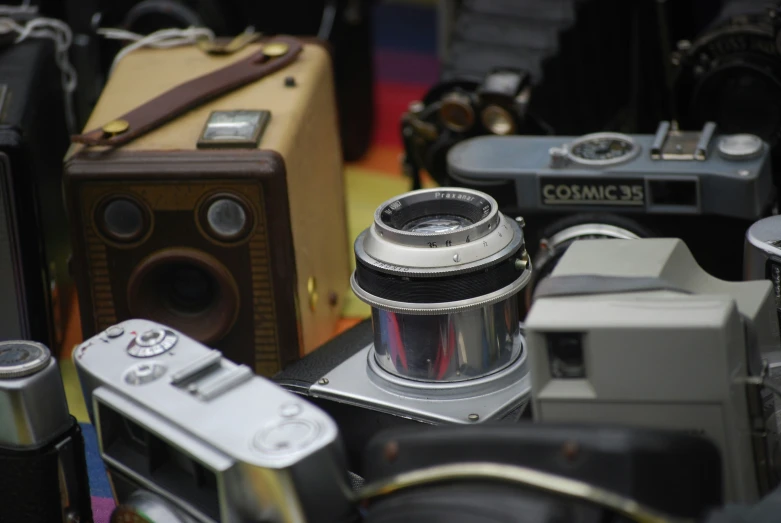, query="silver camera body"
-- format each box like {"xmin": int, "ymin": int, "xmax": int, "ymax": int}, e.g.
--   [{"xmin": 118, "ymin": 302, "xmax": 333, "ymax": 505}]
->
[
  {"xmin": 73, "ymin": 319, "xmax": 353, "ymax": 523},
  {"xmin": 290, "ymin": 188, "xmax": 533, "ymax": 427},
  {"xmin": 745, "ymin": 216, "xmax": 781, "ymax": 455},
  {"xmin": 525, "ymin": 238, "xmax": 780, "ymax": 503}
]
